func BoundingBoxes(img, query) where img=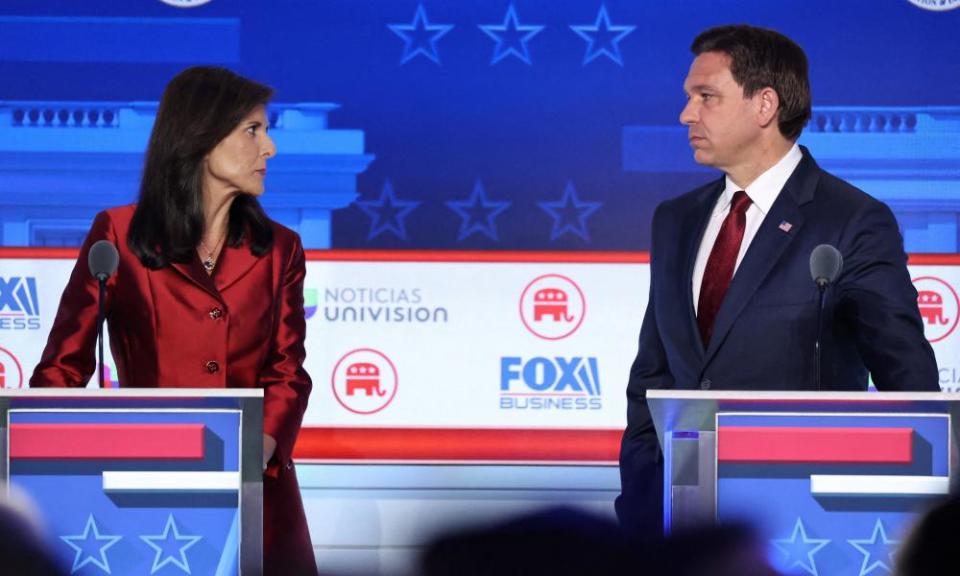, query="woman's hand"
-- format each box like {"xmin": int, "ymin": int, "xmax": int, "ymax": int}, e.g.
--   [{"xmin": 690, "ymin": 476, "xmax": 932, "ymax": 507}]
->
[{"xmin": 263, "ymin": 433, "xmax": 277, "ymax": 472}]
